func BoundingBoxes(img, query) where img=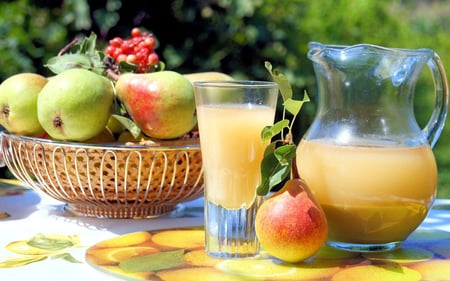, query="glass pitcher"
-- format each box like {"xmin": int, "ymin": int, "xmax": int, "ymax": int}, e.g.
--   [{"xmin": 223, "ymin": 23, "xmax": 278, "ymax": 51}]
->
[{"xmin": 296, "ymin": 42, "xmax": 448, "ymax": 252}]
